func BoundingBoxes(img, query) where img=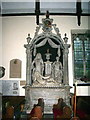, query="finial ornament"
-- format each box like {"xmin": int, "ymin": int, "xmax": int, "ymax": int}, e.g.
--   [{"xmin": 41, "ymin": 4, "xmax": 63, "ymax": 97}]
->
[
  {"xmin": 63, "ymin": 33, "xmax": 68, "ymax": 44},
  {"xmin": 27, "ymin": 33, "xmax": 31, "ymax": 44},
  {"xmin": 46, "ymin": 10, "xmax": 49, "ymax": 18},
  {"xmin": 42, "ymin": 11, "xmax": 53, "ymax": 32}
]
